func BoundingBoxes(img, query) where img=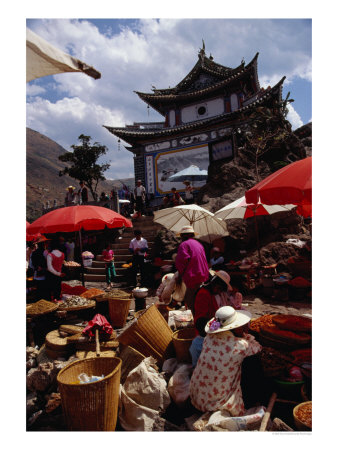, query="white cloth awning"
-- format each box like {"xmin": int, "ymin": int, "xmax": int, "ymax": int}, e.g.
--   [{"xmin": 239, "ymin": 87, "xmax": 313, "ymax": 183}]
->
[{"xmin": 26, "ymin": 28, "xmax": 101, "ymax": 82}]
